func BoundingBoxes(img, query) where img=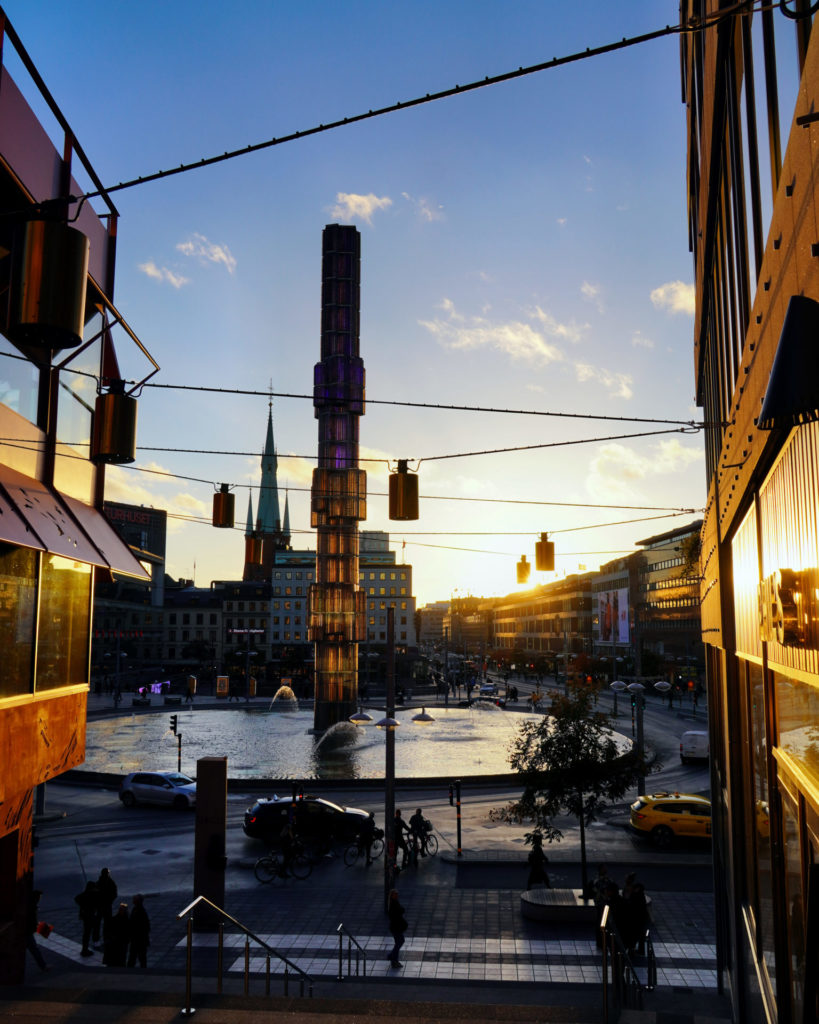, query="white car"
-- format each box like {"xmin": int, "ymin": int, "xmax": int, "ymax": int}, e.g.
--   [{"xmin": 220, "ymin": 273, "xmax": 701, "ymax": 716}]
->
[{"xmin": 119, "ymin": 771, "xmax": 196, "ymax": 810}]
